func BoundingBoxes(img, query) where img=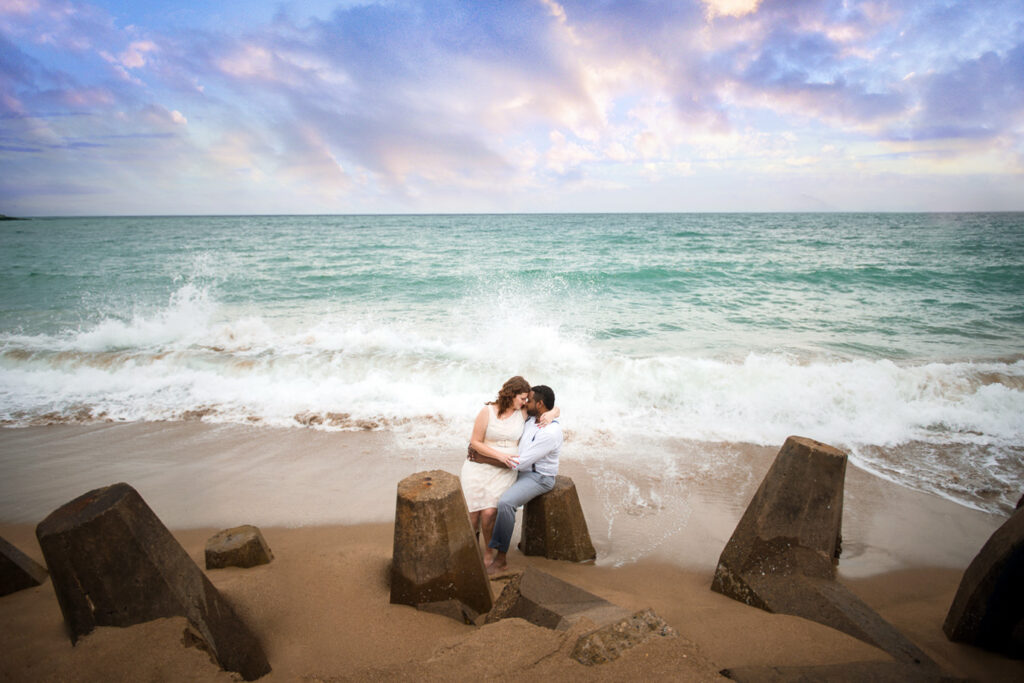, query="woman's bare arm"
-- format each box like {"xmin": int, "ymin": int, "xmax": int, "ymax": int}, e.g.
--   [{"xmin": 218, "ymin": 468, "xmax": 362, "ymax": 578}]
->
[{"xmin": 533, "ymin": 405, "xmax": 560, "ymax": 427}]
